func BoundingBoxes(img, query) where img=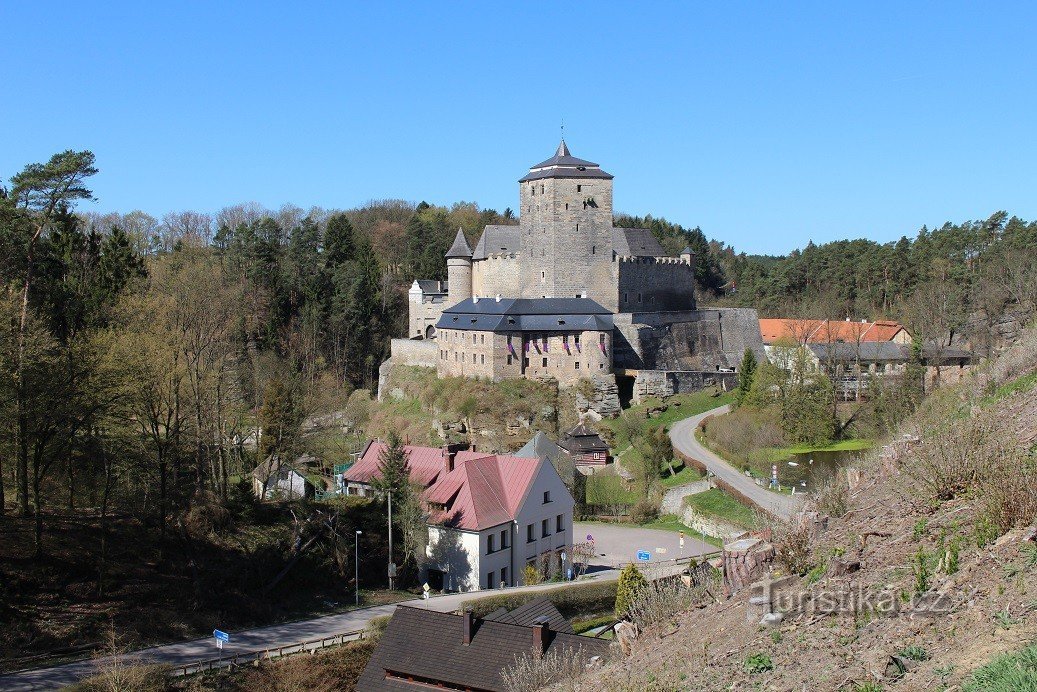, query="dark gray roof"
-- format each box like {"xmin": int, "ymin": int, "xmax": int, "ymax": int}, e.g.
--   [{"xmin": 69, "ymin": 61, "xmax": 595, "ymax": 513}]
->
[
  {"xmin": 519, "ymin": 140, "xmax": 614, "ymax": 182},
  {"xmin": 472, "ymin": 224, "xmax": 521, "ymax": 260},
  {"xmin": 808, "ymin": 342, "xmax": 973, "ymax": 364},
  {"xmin": 445, "ymin": 228, "xmax": 474, "ymax": 258},
  {"xmin": 514, "ymin": 431, "xmax": 565, "ymax": 464},
  {"xmin": 559, "ymin": 424, "xmax": 608, "ymax": 453},
  {"xmin": 415, "ymin": 279, "xmax": 447, "ymax": 294},
  {"xmin": 484, "ymin": 597, "xmax": 574, "ymax": 634},
  {"xmin": 612, "ymin": 227, "xmax": 666, "ymax": 257},
  {"xmin": 437, "ymin": 297, "xmax": 613, "ymax": 333},
  {"xmin": 357, "ymin": 605, "xmax": 609, "ymax": 690}
]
